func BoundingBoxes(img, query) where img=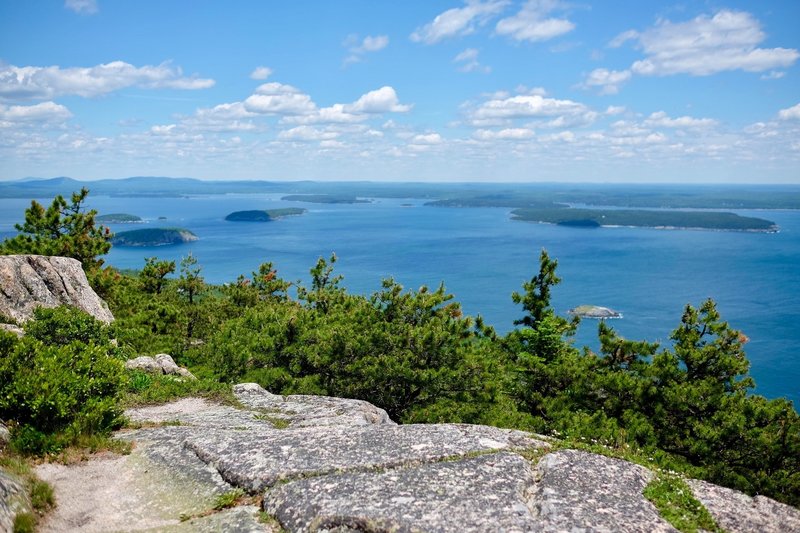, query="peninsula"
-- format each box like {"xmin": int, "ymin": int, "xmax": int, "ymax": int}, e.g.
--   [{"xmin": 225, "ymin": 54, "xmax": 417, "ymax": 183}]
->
[
  {"xmin": 224, "ymin": 208, "xmax": 306, "ymax": 222},
  {"xmin": 511, "ymin": 207, "xmax": 778, "ymax": 232},
  {"xmin": 111, "ymin": 227, "xmax": 198, "ymax": 247}
]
